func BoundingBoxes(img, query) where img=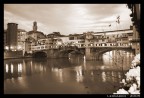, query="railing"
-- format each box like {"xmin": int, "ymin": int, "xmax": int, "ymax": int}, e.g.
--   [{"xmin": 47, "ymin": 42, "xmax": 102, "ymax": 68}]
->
[{"xmin": 78, "ymin": 45, "xmax": 131, "ymax": 48}]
